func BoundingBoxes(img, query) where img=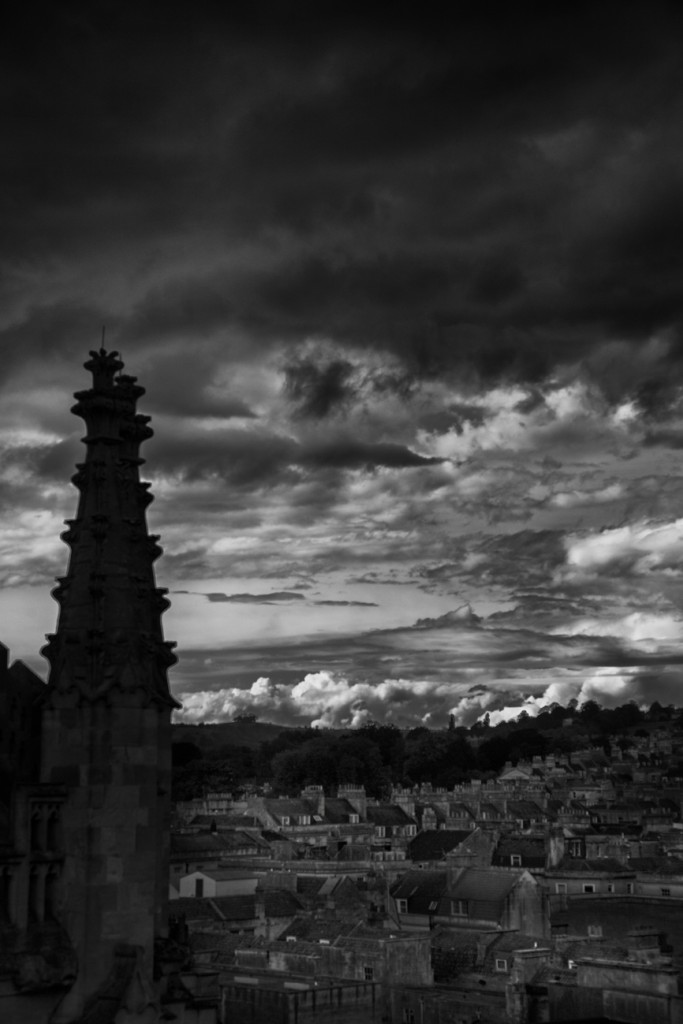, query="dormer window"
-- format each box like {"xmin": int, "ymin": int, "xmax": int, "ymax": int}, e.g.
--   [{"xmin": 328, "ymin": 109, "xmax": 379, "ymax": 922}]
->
[
  {"xmin": 297, "ymin": 815, "xmax": 310, "ymax": 825},
  {"xmin": 510, "ymin": 854, "xmax": 521, "ymax": 867},
  {"xmin": 349, "ymin": 814, "xmax": 359, "ymax": 824},
  {"xmin": 281, "ymin": 816, "xmax": 290, "ymax": 825},
  {"xmin": 375, "ymin": 826, "xmax": 386, "ymax": 838}
]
